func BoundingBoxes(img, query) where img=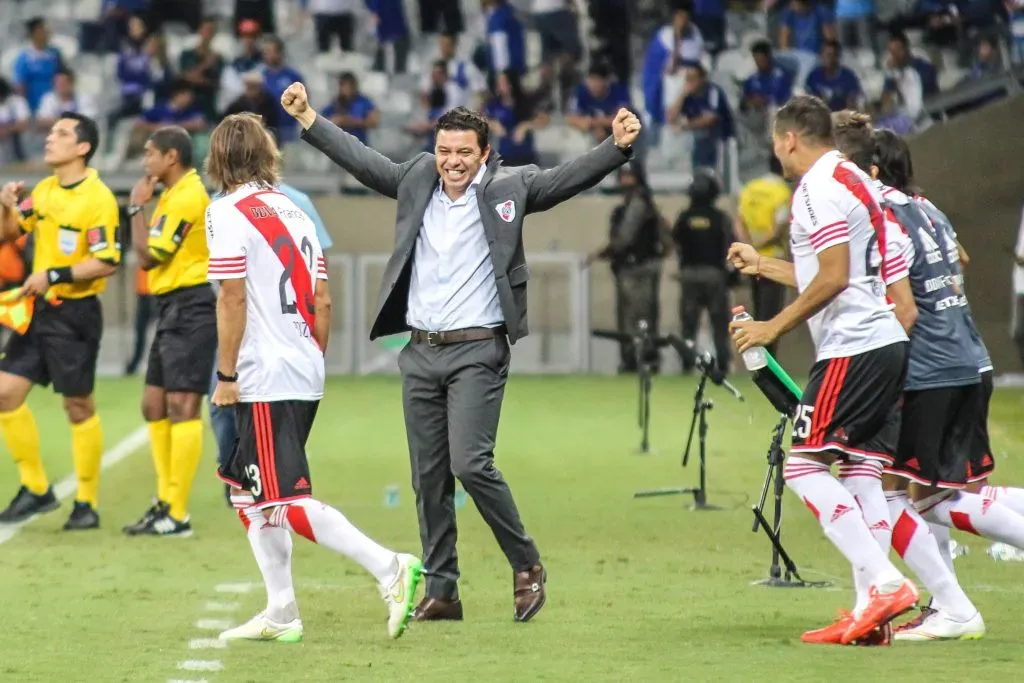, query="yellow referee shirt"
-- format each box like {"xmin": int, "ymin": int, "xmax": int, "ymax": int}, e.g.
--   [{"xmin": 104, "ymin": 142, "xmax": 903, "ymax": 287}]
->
[
  {"xmin": 738, "ymin": 174, "xmax": 792, "ymax": 259},
  {"xmin": 147, "ymin": 169, "xmax": 211, "ymax": 296},
  {"xmin": 17, "ymin": 168, "xmax": 121, "ymax": 299}
]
